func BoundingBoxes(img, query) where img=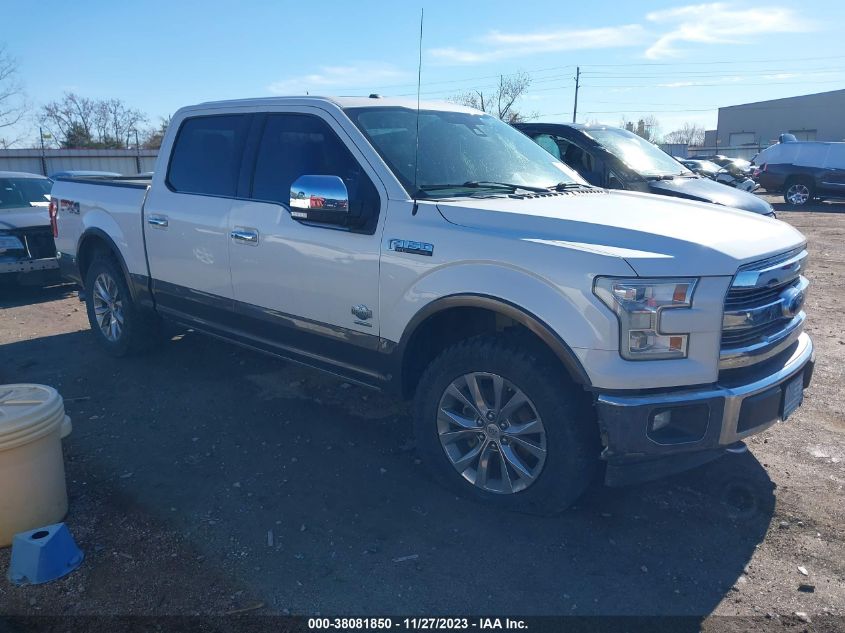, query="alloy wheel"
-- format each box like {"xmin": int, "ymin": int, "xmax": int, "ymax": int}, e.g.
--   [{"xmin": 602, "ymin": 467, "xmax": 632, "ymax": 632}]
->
[
  {"xmin": 437, "ymin": 372, "xmax": 547, "ymax": 494},
  {"xmin": 92, "ymin": 272, "xmax": 124, "ymax": 342},
  {"xmin": 786, "ymin": 183, "xmax": 810, "ymax": 205}
]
